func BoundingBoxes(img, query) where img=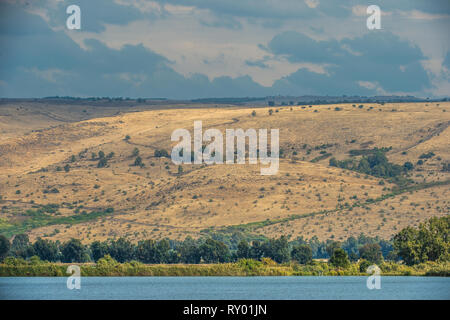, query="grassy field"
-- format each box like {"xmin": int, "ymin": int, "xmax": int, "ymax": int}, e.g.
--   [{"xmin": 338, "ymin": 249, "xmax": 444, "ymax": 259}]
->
[{"xmin": 0, "ymin": 101, "xmax": 448, "ymax": 243}]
